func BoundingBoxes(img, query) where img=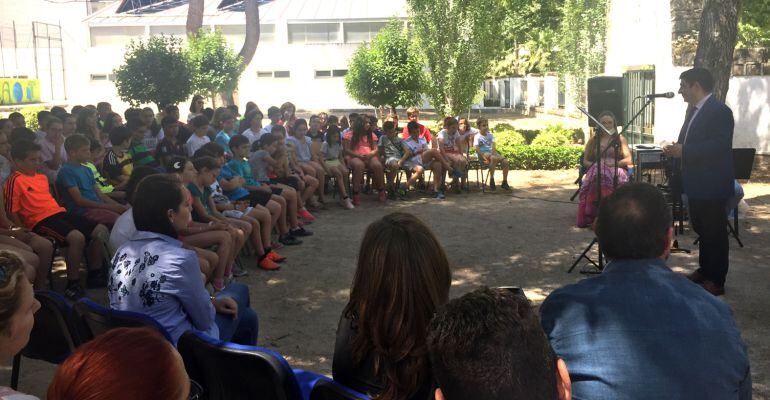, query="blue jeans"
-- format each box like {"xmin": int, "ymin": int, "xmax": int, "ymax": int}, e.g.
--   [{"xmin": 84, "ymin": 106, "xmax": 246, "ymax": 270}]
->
[{"xmin": 215, "ymin": 282, "xmax": 259, "ymax": 345}]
